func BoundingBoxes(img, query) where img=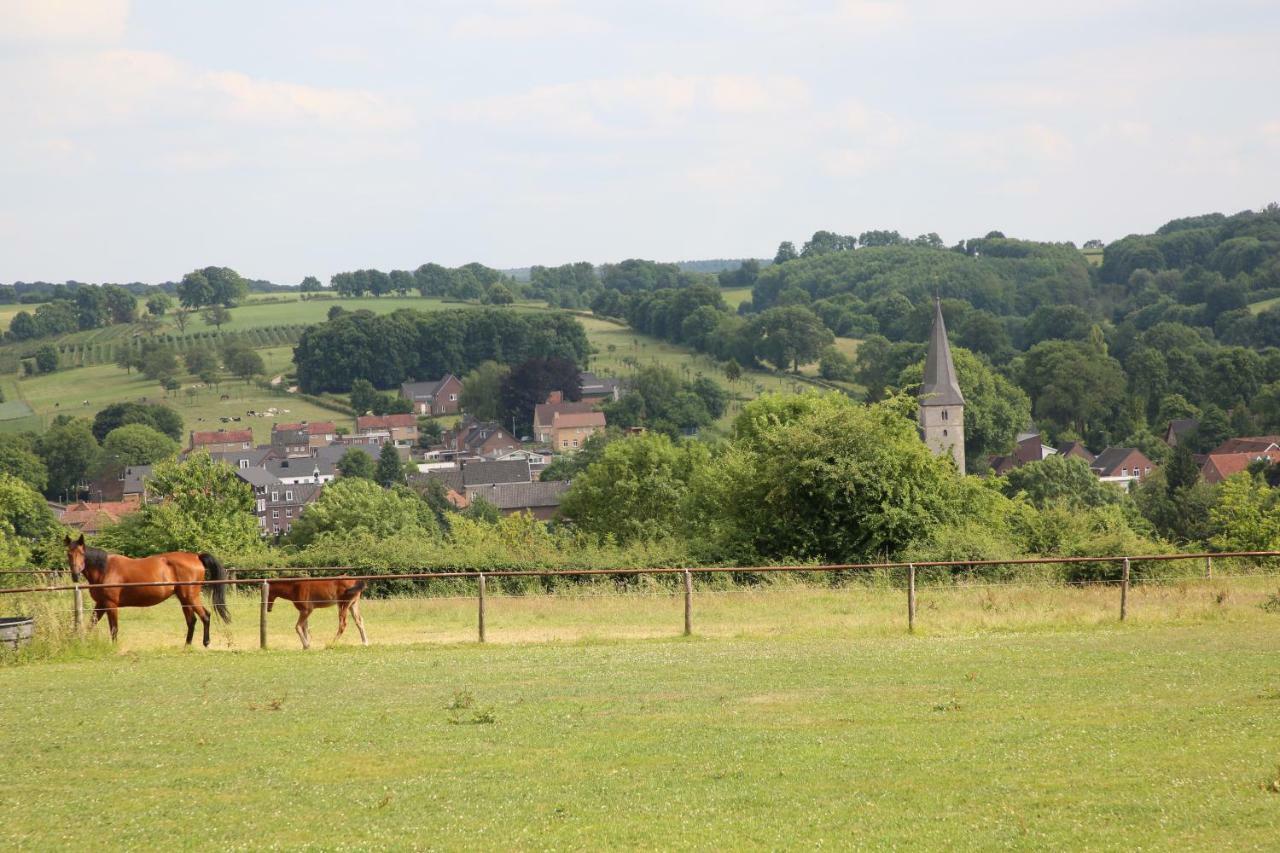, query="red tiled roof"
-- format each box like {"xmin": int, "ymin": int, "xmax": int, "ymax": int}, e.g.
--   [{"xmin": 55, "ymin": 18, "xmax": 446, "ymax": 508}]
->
[
  {"xmin": 1211, "ymin": 436, "xmax": 1280, "ymax": 454},
  {"xmin": 357, "ymin": 414, "xmax": 418, "ymax": 430},
  {"xmin": 1201, "ymin": 450, "xmax": 1280, "ymax": 484},
  {"xmin": 59, "ymin": 499, "xmax": 141, "ymax": 533},
  {"xmin": 551, "ymin": 411, "xmax": 606, "ymax": 429},
  {"xmin": 191, "ymin": 429, "xmax": 252, "ymax": 446}
]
